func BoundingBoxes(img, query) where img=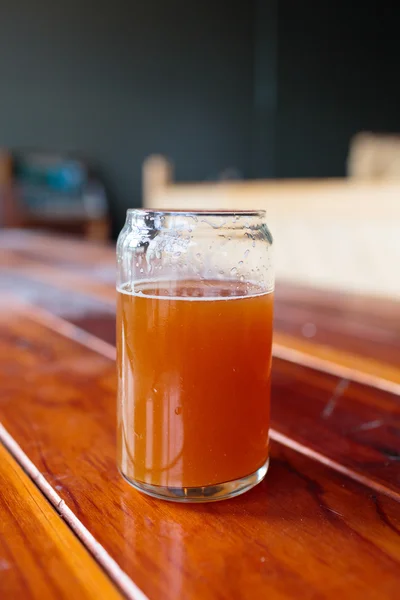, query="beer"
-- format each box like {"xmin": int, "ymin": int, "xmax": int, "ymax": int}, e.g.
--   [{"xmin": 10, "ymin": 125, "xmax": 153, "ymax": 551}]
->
[{"xmin": 117, "ymin": 279, "xmax": 273, "ymax": 490}]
